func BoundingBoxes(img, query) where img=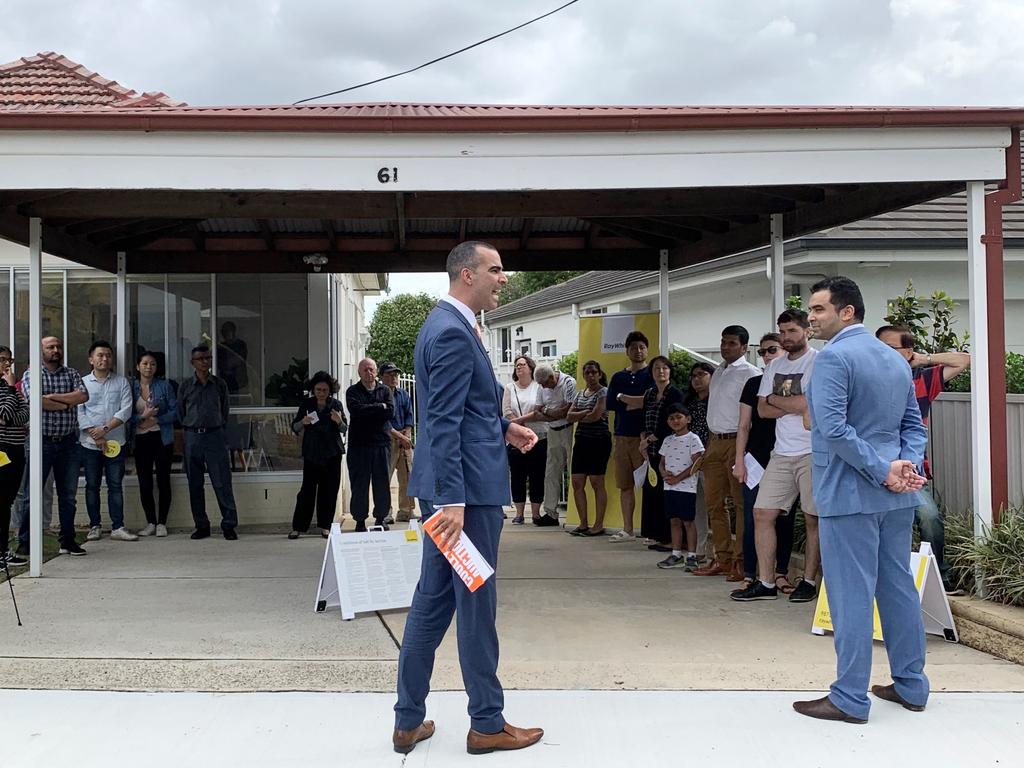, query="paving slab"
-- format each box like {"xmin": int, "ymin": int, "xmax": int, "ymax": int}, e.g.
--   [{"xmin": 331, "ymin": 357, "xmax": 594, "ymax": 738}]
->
[
  {"xmin": 2, "ymin": 689, "xmax": 1021, "ymax": 768},
  {"xmin": 2, "ymin": 528, "xmax": 1022, "ymax": 693}
]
